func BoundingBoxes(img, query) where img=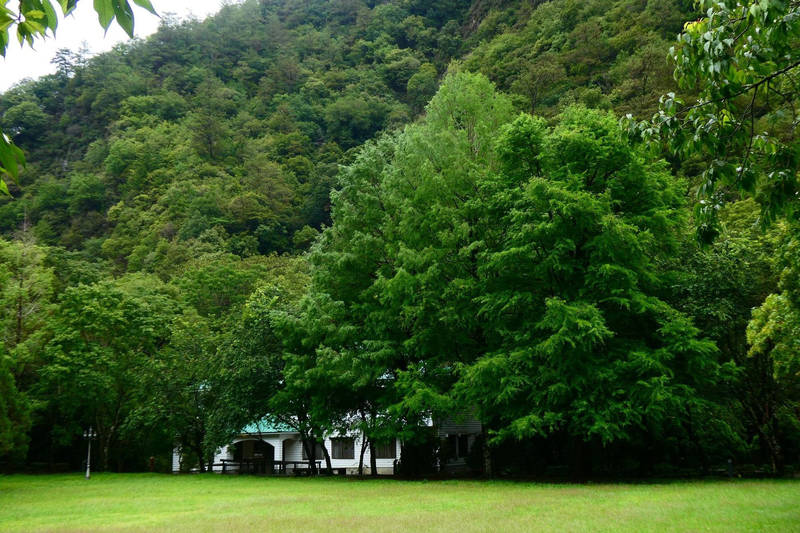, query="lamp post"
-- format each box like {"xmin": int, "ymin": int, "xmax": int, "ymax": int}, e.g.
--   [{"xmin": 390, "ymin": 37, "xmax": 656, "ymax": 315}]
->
[{"xmin": 83, "ymin": 426, "xmax": 97, "ymax": 480}]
